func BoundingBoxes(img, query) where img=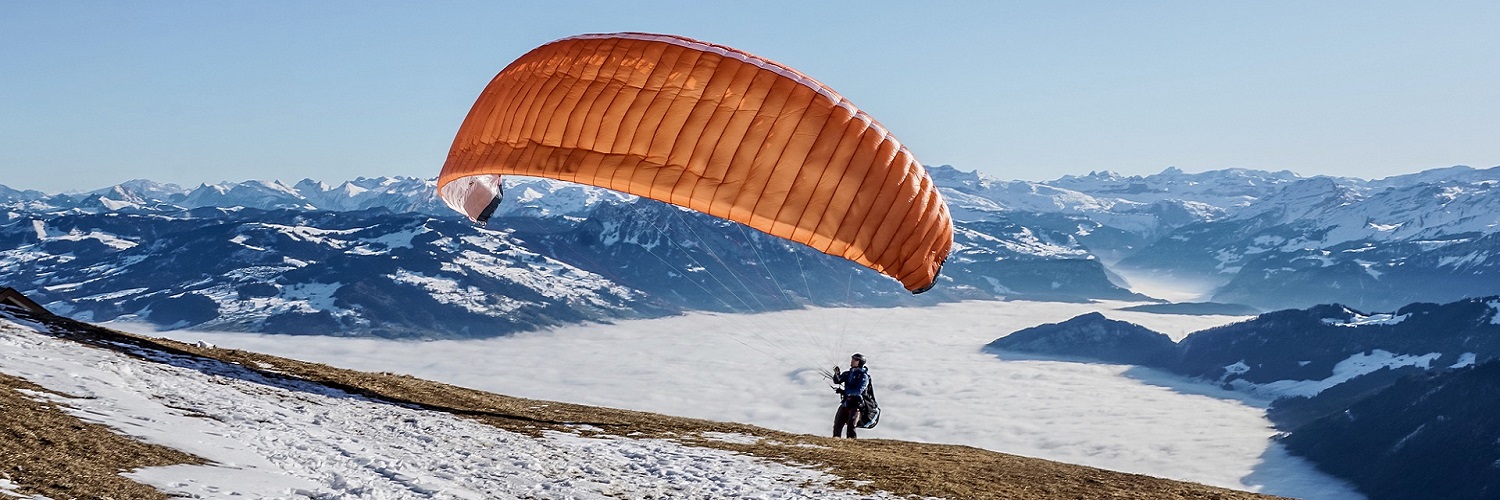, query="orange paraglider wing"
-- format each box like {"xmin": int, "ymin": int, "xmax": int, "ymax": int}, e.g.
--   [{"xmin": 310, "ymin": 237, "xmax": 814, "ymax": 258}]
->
[{"xmin": 438, "ymin": 32, "xmax": 952, "ymax": 293}]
